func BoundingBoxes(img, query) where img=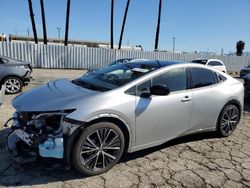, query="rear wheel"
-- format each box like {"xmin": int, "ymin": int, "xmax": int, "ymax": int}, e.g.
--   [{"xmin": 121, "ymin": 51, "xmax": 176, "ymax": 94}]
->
[
  {"xmin": 217, "ymin": 104, "xmax": 240, "ymax": 137},
  {"xmin": 72, "ymin": 122, "xmax": 125, "ymax": 175},
  {"xmin": 3, "ymin": 76, "xmax": 23, "ymax": 94}
]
